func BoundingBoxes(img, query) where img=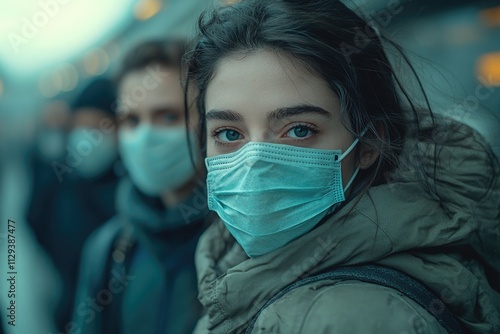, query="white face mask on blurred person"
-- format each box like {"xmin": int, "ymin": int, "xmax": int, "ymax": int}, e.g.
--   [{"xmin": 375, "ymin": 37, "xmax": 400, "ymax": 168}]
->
[
  {"xmin": 38, "ymin": 129, "xmax": 66, "ymax": 161},
  {"xmin": 68, "ymin": 127, "xmax": 117, "ymax": 179}
]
